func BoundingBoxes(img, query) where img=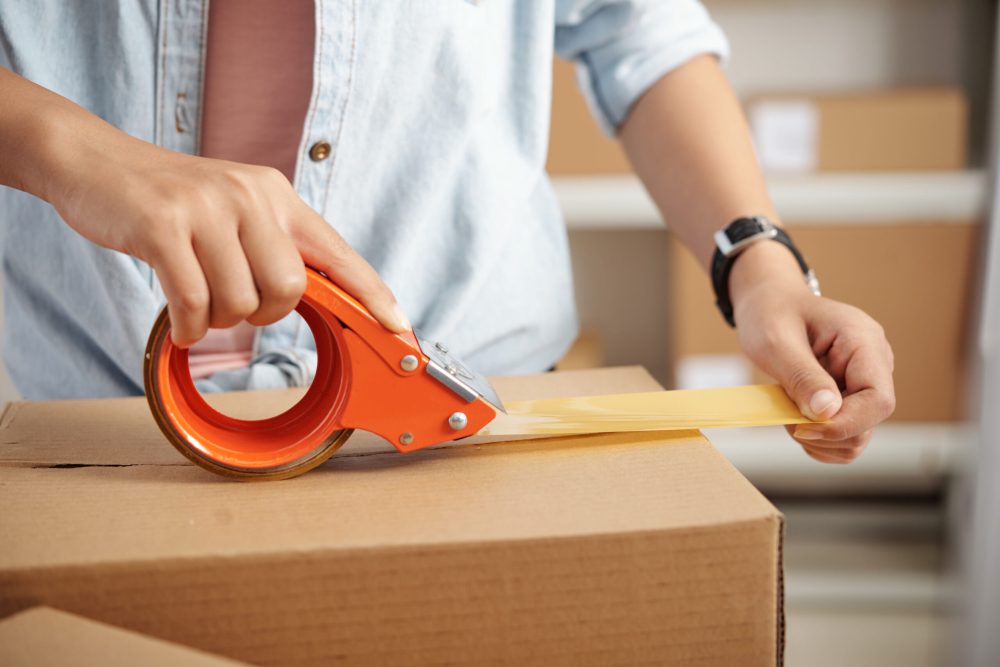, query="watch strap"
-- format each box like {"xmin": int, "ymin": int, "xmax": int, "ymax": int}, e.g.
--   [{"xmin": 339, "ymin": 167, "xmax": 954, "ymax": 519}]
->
[{"xmin": 711, "ymin": 219, "xmax": 818, "ymax": 328}]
